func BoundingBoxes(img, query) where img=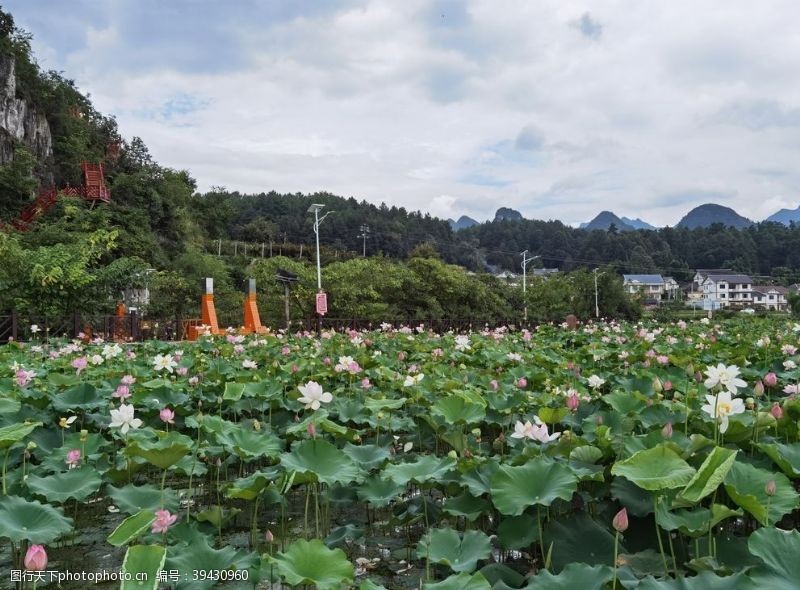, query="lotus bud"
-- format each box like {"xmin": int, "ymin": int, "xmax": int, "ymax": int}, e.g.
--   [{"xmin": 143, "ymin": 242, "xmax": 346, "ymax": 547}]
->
[
  {"xmin": 764, "ymin": 372, "xmax": 778, "ymax": 387},
  {"xmin": 215, "ymin": 458, "xmax": 222, "ymax": 468},
  {"xmin": 745, "ymin": 397, "xmax": 755, "ymax": 410},
  {"xmin": 26, "ymin": 441, "xmax": 37, "ymax": 451},
  {"xmin": 661, "ymin": 422, "xmax": 673, "ymax": 439},
  {"xmin": 24, "ymin": 544, "xmax": 47, "ymax": 571},
  {"xmin": 765, "ymin": 479, "xmax": 777, "ymax": 497},
  {"xmin": 79, "ymin": 429, "xmax": 89, "ymax": 442},
  {"xmin": 265, "ymin": 529, "xmax": 274, "ymax": 543},
  {"xmin": 694, "ymin": 371, "xmax": 703, "ymax": 383},
  {"xmin": 253, "ymin": 420, "xmax": 261, "ymax": 432},
  {"xmin": 566, "ymin": 393, "xmax": 580, "ymax": 412},
  {"xmin": 447, "ymin": 450, "xmax": 458, "ymax": 459},
  {"xmin": 685, "ymin": 363, "xmax": 695, "ymax": 377},
  {"xmin": 663, "ymin": 380, "xmax": 673, "ymax": 392},
  {"xmin": 307, "ymin": 422, "xmax": 316, "ymax": 438},
  {"xmin": 612, "ymin": 508, "xmax": 629, "ymax": 533},
  {"xmin": 771, "ymin": 403, "xmax": 784, "ymax": 420},
  {"xmin": 754, "ymin": 380, "xmax": 765, "ymax": 397},
  {"xmin": 652, "ymin": 377, "xmax": 663, "ymax": 393}
]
